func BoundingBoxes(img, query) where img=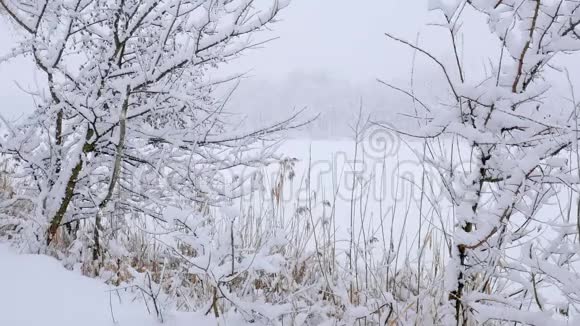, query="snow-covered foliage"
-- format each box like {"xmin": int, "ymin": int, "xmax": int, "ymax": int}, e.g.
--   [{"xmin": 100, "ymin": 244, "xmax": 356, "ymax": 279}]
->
[
  {"xmin": 389, "ymin": 0, "xmax": 580, "ymax": 324},
  {"xmin": 0, "ymin": 0, "xmax": 296, "ymax": 255},
  {"xmin": 2, "ymin": 0, "xmax": 580, "ymax": 325},
  {"xmin": 0, "ymin": 0, "xmax": 310, "ymax": 322}
]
